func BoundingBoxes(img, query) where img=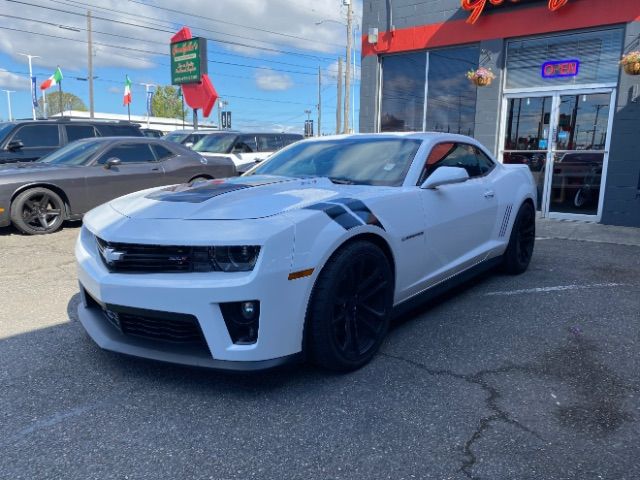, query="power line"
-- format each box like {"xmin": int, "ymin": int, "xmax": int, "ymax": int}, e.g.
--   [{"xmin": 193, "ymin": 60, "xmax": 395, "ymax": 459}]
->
[{"xmin": 5, "ymin": 0, "xmax": 340, "ymax": 62}]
